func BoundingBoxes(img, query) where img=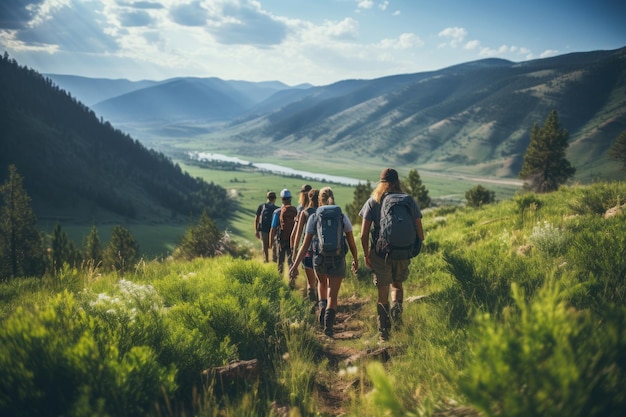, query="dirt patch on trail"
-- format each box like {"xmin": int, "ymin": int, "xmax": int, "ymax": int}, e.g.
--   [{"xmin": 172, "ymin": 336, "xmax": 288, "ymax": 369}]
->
[{"xmin": 313, "ymin": 295, "xmax": 379, "ymax": 416}]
